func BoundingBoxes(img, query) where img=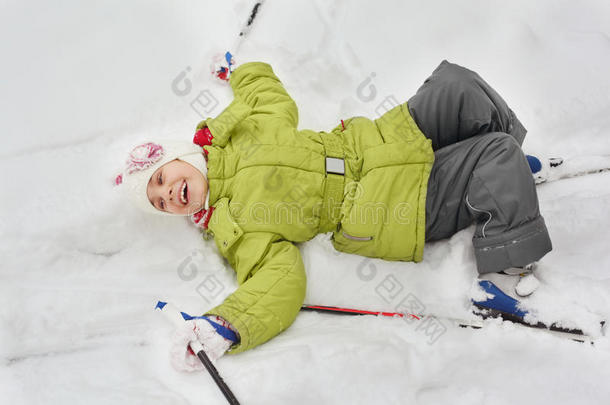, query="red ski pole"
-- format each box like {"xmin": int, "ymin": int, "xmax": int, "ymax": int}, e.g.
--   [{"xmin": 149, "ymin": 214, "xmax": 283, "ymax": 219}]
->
[{"xmin": 301, "ymin": 304, "xmax": 421, "ymax": 320}]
